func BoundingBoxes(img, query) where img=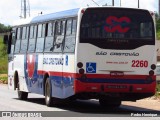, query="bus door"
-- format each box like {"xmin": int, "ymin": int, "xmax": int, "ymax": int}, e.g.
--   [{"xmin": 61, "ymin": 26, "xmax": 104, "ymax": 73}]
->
[
  {"xmin": 62, "ymin": 18, "xmax": 77, "ymax": 98},
  {"xmin": 8, "ymin": 28, "xmax": 16, "ymax": 90}
]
